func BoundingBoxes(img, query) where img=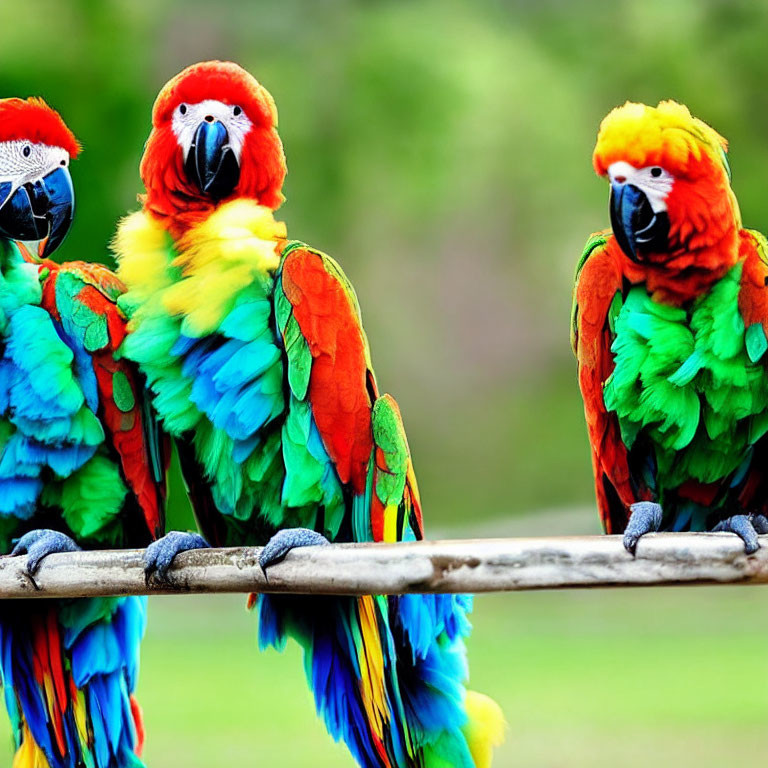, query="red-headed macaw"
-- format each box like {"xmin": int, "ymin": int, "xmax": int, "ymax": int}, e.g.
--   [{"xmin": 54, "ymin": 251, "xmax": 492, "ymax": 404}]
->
[
  {"xmin": 114, "ymin": 61, "xmax": 504, "ymax": 768},
  {"xmin": 573, "ymin": 100, "xmax": 768, "ymax": 553},
  {"xmin": 0, "ymin": 97, "xmax": 167, "ymax": 768}
]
